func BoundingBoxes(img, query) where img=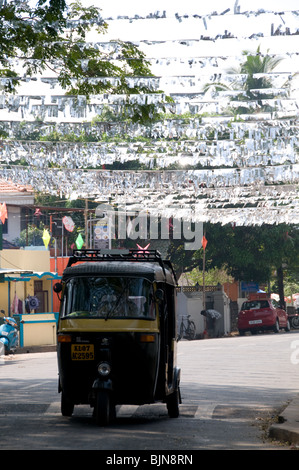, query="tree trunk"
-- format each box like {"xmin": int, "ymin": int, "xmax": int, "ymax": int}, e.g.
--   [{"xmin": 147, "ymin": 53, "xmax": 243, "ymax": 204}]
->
[{"xmin": 277, "ymin": 266, "xmax": 285, "ymax": 310}]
